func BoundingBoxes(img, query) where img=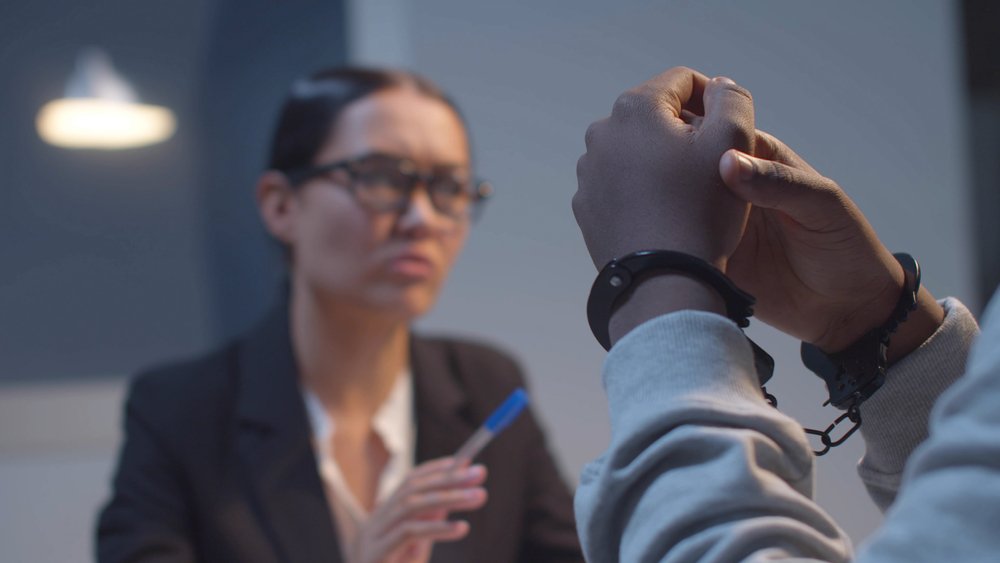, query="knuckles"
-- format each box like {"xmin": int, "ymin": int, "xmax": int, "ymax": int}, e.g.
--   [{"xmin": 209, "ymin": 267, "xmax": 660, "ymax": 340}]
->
[
  {"xmin": 717, "ymin": 81, "xmax": 753, "ymax": 104},
  {"xmin": 611, "ymin": 88, "xmax": 654, "ymax": 119},
  {"xmin": 729, "ymin": 120, "xmax": 756, "ymax": 154},
  {"xmin": 612, "ymin": 66, "xmax": 699, "ymax": 120}
]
